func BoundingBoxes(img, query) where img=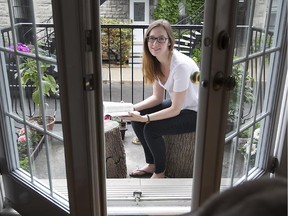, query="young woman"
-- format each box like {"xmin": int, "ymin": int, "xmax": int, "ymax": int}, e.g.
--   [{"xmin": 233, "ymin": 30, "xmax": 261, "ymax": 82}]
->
[{"xmin": 121, "ymin": 19, "xmax": 199, "ymax": 178}]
